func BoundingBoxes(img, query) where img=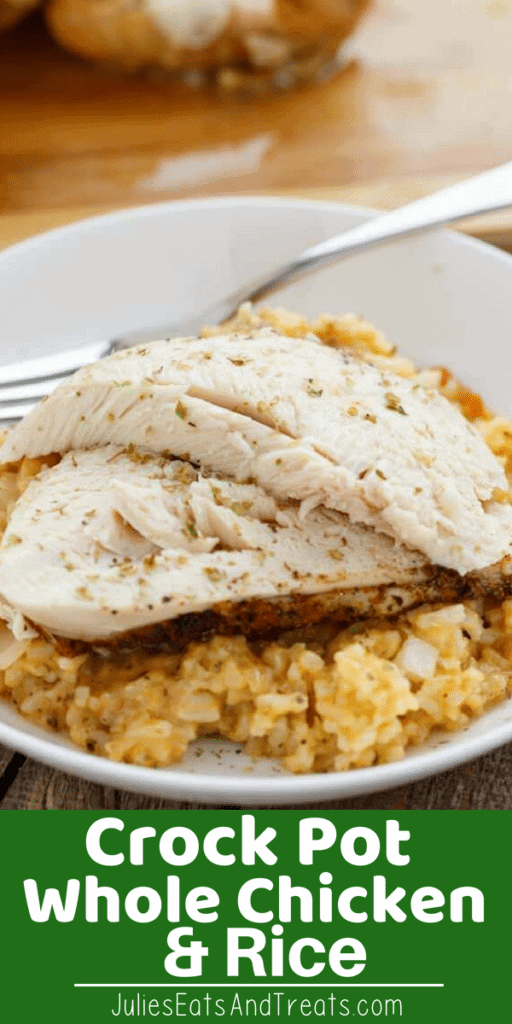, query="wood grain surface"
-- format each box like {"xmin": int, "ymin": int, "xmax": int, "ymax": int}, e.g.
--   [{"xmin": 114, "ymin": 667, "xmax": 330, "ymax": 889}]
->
[
  {"xmin": 1, "ymin": 0, "xmax": 512, "ymax": 808},
  {"xmin": 2, "ymin": 0, "xmax": 512, "ymax": 214}
]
